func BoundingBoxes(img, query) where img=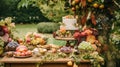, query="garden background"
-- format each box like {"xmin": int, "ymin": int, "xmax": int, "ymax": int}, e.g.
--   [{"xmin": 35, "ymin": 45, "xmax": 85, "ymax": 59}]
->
[{"xmin": 0, "ymin": 0, "xmax": 120, "ymax": 67}]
